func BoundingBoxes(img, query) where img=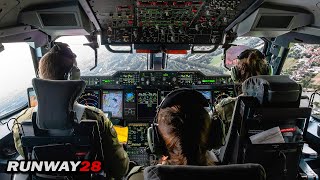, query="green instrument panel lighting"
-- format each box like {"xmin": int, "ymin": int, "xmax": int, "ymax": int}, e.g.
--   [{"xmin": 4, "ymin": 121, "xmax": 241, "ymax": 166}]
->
[
  {"xmin": 163, "ymin": 73, "xmax": 169, "ymax": 77},
  {"xmin": 202, "ymin": 79, "xmax": 216, "ymax": 83},
  {"xmin": 102, "ymin": 79, "xmax": 112, "ymax": 83}
]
